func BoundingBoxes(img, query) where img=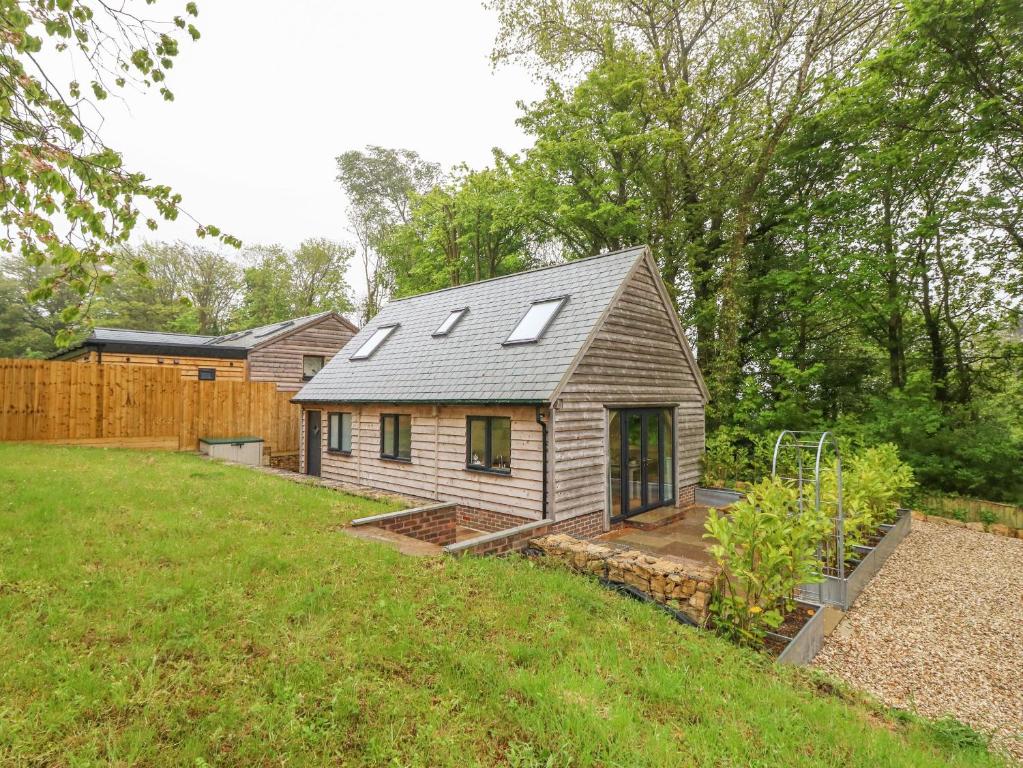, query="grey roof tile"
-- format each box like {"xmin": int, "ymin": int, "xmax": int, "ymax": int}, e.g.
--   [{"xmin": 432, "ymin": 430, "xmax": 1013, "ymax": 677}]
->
[{"xmin": 294, "ymin": 246, "xmax": 645, "ymax": 404}]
